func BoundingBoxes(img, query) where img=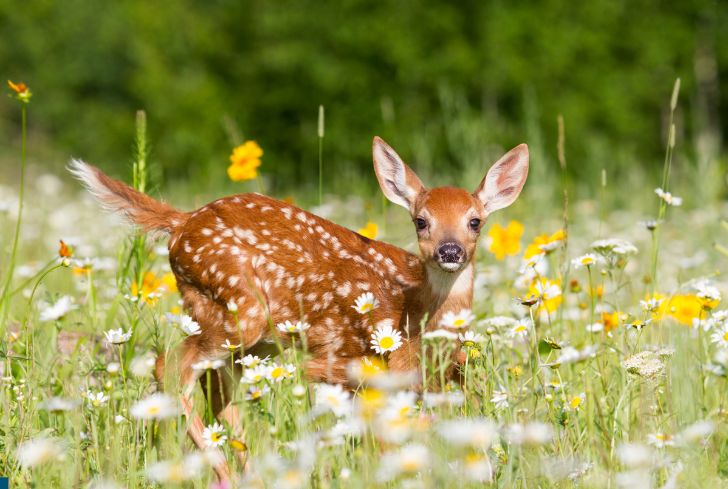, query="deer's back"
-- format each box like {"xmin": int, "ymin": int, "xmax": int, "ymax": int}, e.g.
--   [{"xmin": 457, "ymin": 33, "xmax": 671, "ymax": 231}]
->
[{"xmin": 168, "ymin": 194, "xmax": 422, "ymax": 358}]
